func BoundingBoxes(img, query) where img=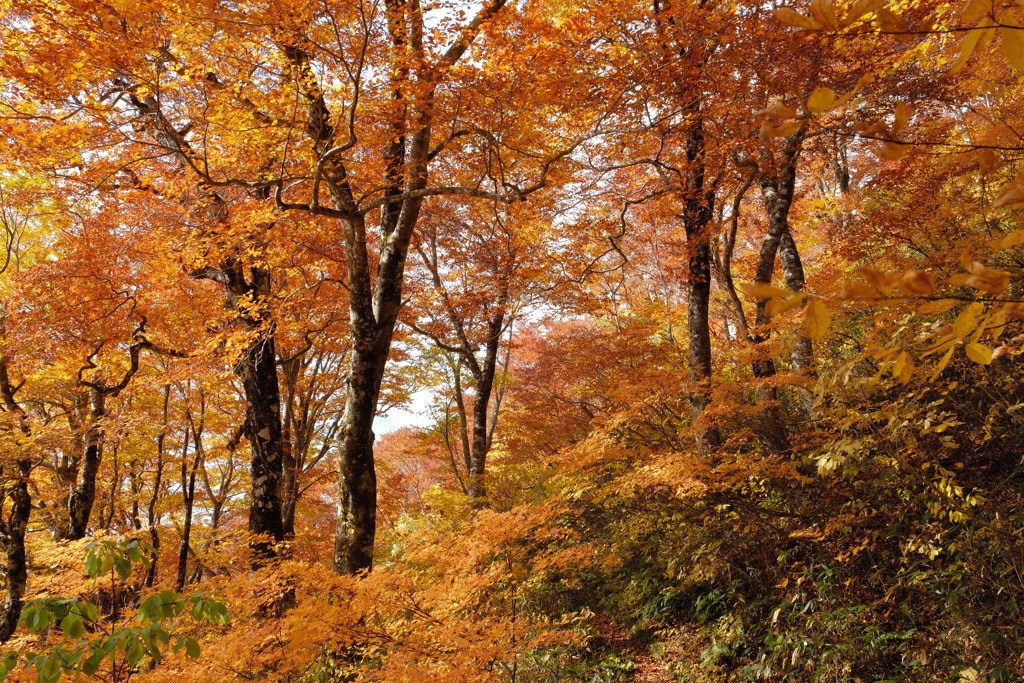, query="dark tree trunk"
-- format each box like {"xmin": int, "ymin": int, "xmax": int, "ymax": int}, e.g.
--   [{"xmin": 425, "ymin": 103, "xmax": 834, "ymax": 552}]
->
[
  {"xmin": 0, "ymin": 359, "xmax": 32, "ymax": 643},
  {"xmin": 0, "ymin": 463, "xmax": 31, "ymax": 643},
  {"xmin": 238, "ymin": 328, "xmax": 285, "ymax": 563},
  {"xmin": 333, "ymin": 322, "xmax": 382, "ymax": 575},
  {"xmin": 466, "ymin": 311, "xmax": 505, "ymax": 502},
  {"xmin": 175, "ymin": 433, "xmax": 201, "ymax": 592},
  {"xmin": 682, "ymin": 114, "xmax": 722, "ymax": 462},
  {"xmin": 63, "ymin": 389, "xmax": 106, "ymax": 541},
  {"xmin": 192, "ymin": 262, "xmax": 287, "ymax": 566},
  {"xmin": 145, "ymin": 385, "xmax": 170, "ymax": 588}
]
